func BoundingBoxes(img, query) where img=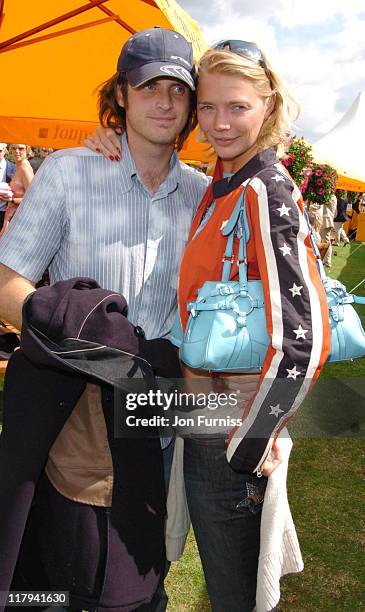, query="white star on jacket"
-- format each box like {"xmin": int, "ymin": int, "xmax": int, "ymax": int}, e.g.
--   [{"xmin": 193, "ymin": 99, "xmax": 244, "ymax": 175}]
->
[
  {"xmin": 279, "ymin": 243, "xmax": 291, "ymax": 257},
  {"xmin": 271, "ymin": 174, "xmax": 285, "ymax": 182},
  {"xmin": 293, "ymin": 324, "xmax": 308, "ymax": 340},
  {"xmin": 277, "ymin": 203, "xmax": 291, "ymax": 217},
  {"xmin": 289, "ymin": 283, "xmax": 303, "ymax": 297},
  {"xmin": 269, "ymin": 404, "xmax": 284, "ymax": 418},
  {"xmin": 286, "ymin": 366, "xmax": 301, "ymax": 379}
]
